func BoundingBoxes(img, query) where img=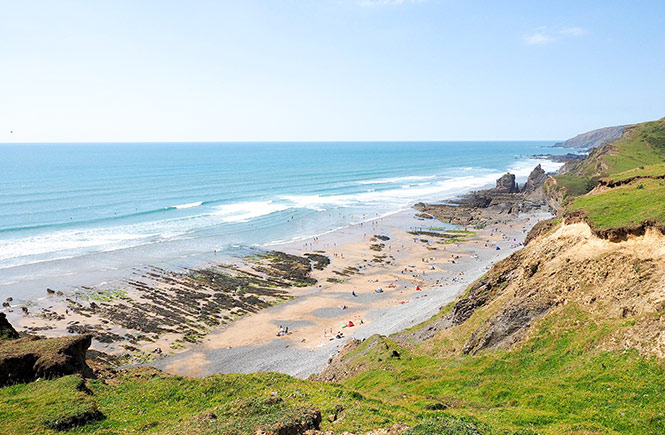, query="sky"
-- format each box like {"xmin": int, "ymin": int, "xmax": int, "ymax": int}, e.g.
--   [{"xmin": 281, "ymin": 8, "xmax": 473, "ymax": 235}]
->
[{"xmin": 1, "ymin": 0, "xmax": 664, "ymax": 142}]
